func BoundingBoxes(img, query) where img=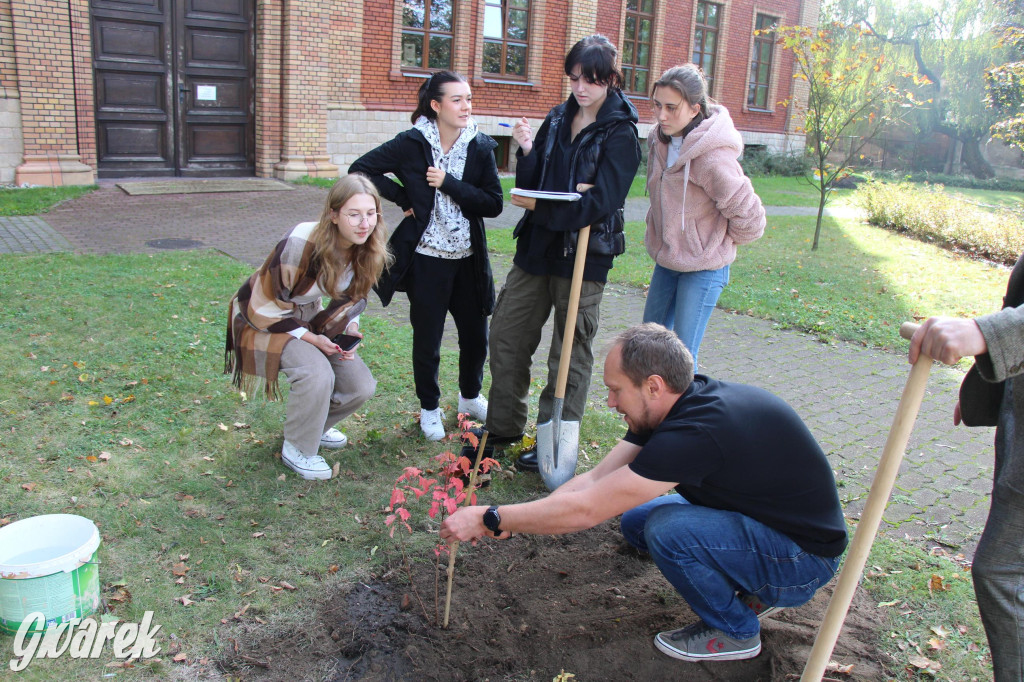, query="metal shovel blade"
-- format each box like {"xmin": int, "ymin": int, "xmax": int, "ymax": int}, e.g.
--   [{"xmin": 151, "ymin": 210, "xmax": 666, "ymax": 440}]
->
[{"xmin": 537, "ymin": 399, "xmax": 579, "ymax": 490}]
